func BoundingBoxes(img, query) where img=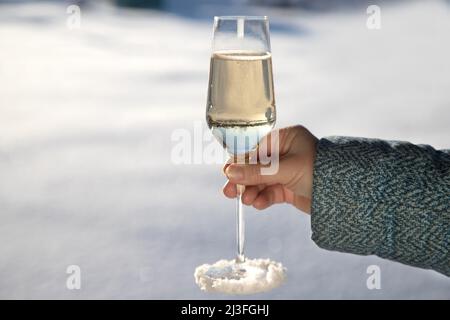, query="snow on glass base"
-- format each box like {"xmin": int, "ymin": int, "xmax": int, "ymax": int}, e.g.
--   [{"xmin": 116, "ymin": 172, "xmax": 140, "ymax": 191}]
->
[{"xmin": 194, "ymin": 258, "xmax": 286, "ymax": 295}]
